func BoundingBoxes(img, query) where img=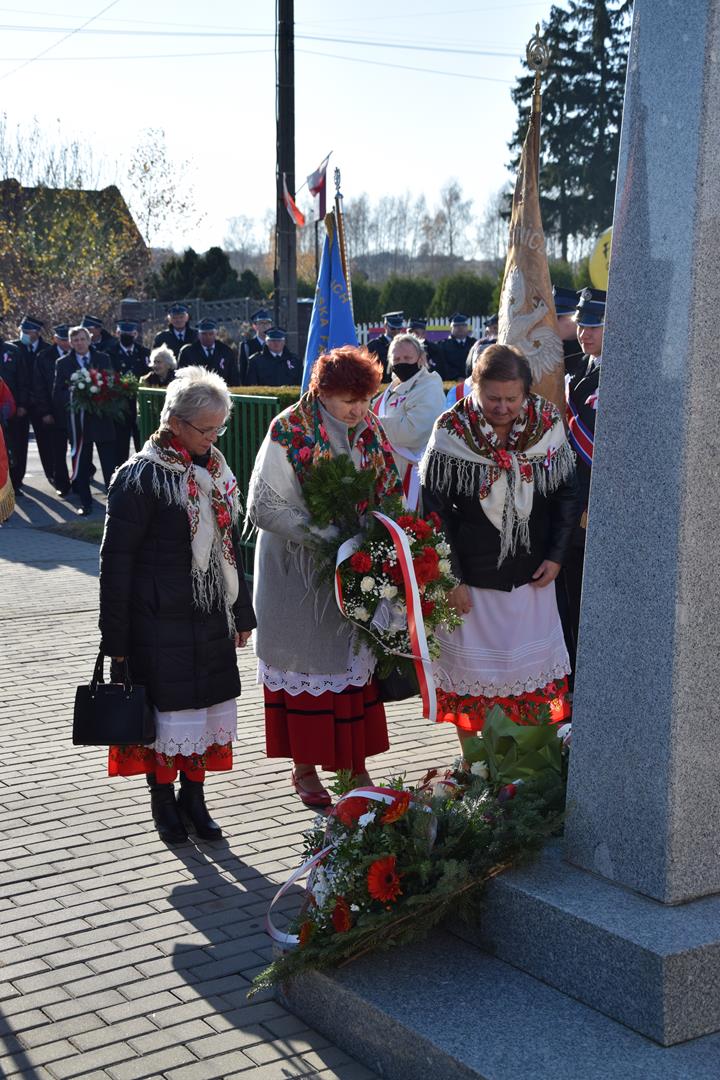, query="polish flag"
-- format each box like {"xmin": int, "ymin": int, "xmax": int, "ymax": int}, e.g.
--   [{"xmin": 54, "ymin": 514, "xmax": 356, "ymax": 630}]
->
[
  {"xmin": 282, "ymin": 174, "xmax": 305, "ymax": 228},
  {"xmin": 307, "ymin": 153, "xmax": 331, "ymax": 219}
]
